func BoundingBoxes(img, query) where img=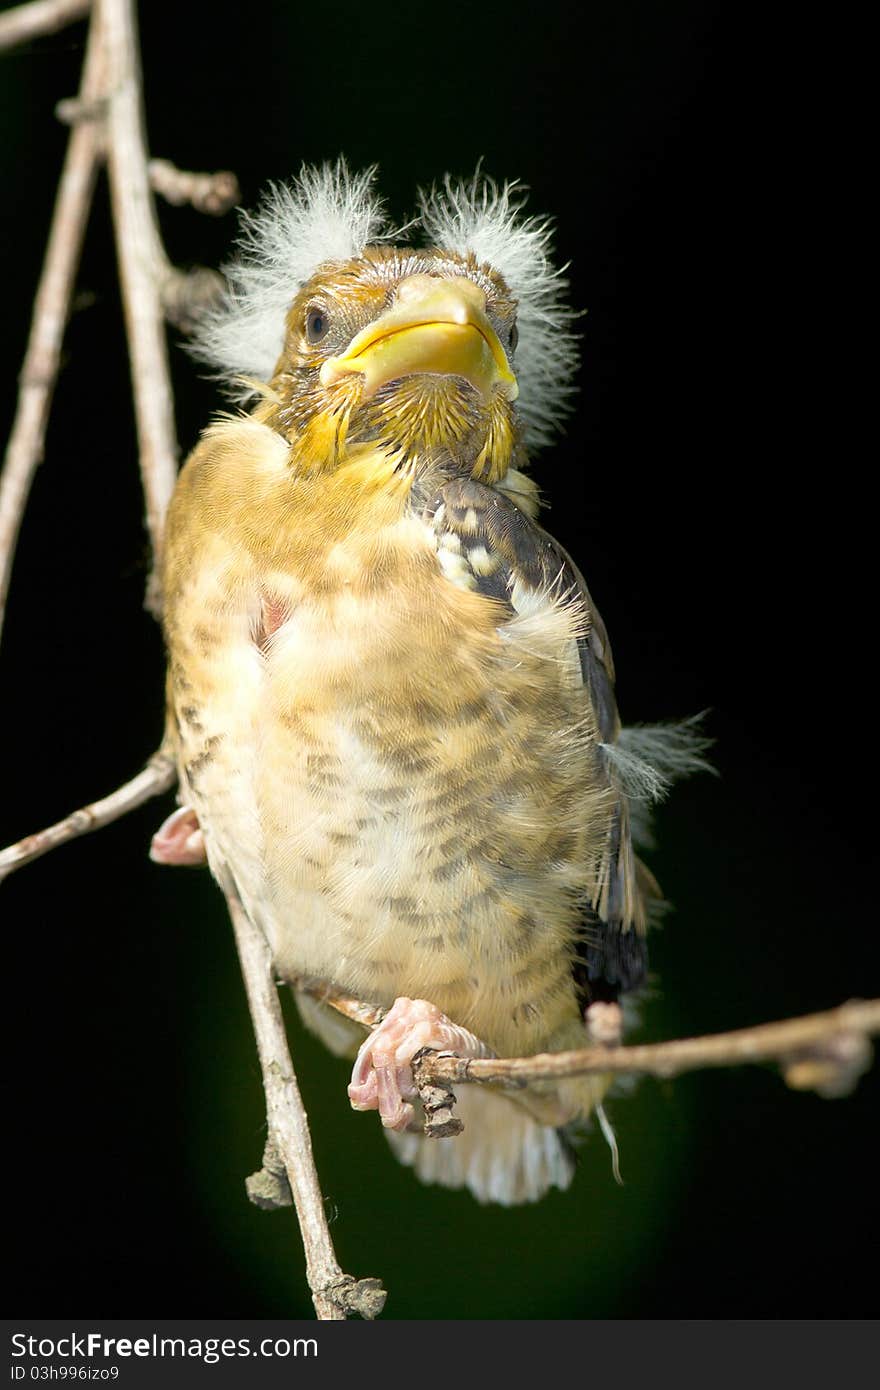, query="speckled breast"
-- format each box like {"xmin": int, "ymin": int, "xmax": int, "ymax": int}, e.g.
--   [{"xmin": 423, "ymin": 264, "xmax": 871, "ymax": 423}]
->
[{"xmin": 248, "ymin": 522, "xmax": 604, "ymax": 1057}]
